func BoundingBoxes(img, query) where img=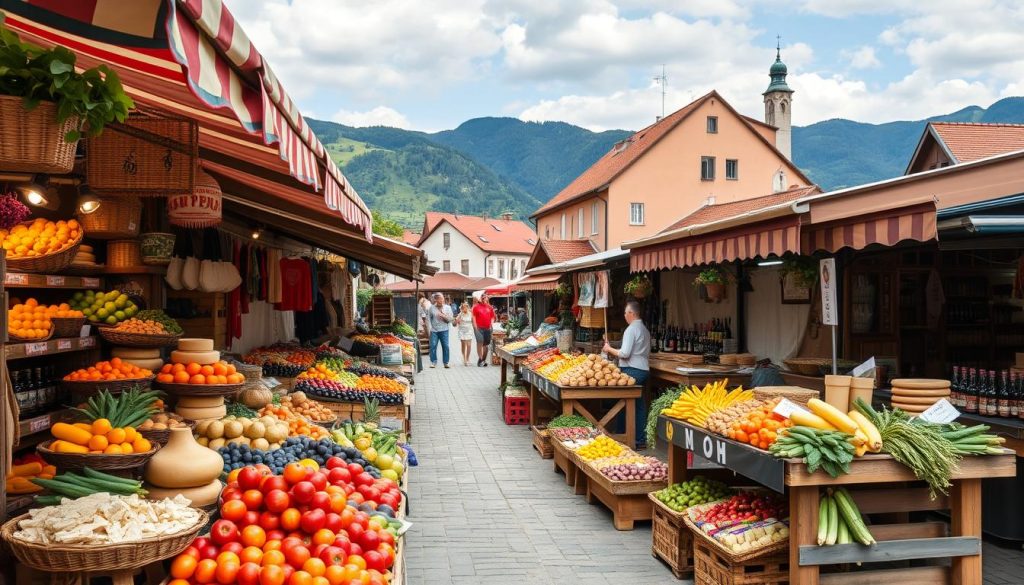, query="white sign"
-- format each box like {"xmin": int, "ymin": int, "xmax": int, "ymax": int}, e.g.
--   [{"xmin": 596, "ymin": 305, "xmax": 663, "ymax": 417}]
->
[
  {"xmin": 773, "ymin": 398, "xmax": 810, "ymax": 419},
  {"xmin": 820, "ymin": 258, "xmax": 838, "ymax": 326},
  {"xmin": 918, "ymin": 399, "xmax": 960, "ymax": 424},
  {"xmin": 45, "ymin": 275, "xmax": 65, "ymax": 286},
  {"xmin": 851, "ymin": 357, "xmax": 876, "ymax": 378}
]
